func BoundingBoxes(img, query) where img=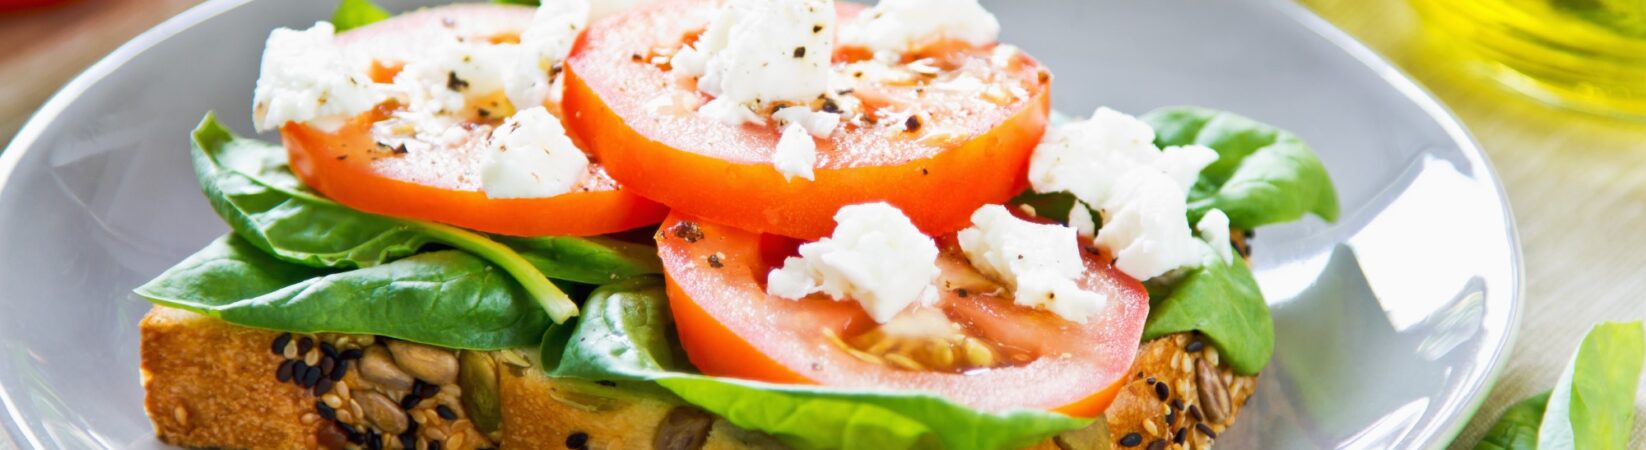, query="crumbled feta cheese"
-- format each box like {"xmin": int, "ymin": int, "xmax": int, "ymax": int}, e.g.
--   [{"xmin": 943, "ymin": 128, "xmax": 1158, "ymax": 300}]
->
[
  {"xmin": 841, "ymin": 0, "xmax": 1000, "ymax": 55},
  {"xmin": 958, "ymin": 205, "xmax": 1106, "ymax": 323},
  {"xmin": 684, "ymin": 0, "xmax": 835, "ymax": 124},
  {"xmin": 503, "ymin": 0, "xmax": 590, "ymax": 110},
  {"xmin": 479, "ymin": 107, "xmax": 590, "ymax": 199},
  {"xmin": 1027, "ymin": 107, "xmax": 1219, "ymax": 280},
  {"xmin": 392, "ymin": 36, "xmax": 513, "ymax": 119},
  {"xmin": 767, "ymin": 203, "xmax": 941, "ymax": 323},
  {"xmin": 1094, "ymin": 170, "xmax": 1204, "ymax": 280},
  {"xmin": 773, "ymin": 106, "xmax": 841, "ymax": 138},
  {"xmin": 1068, "ymin": 202, "xmax": 1097, "ymax": 238},
  {"xmin": 1197, "ymin": 209, "xmax": 1233, "ymax": 263},
  {"xmin": 252, "ymin": 22, "xmax": 382, "ymax": 132},
  {"xmin": 698, "ymin": 98, "xmax": 764, "ymax": 126},
  {"xmin": 772, "ymin": 123, "xmax": 818, "ymax": 181}
]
